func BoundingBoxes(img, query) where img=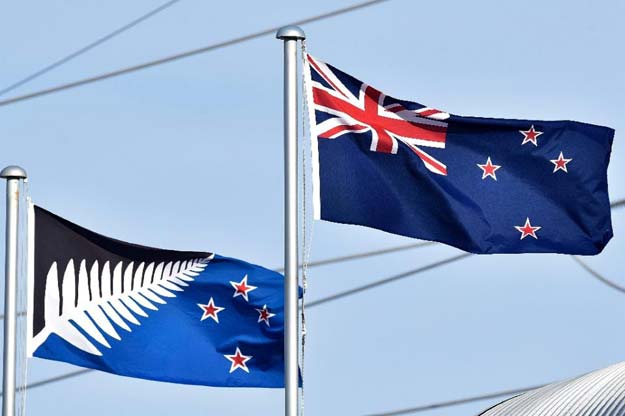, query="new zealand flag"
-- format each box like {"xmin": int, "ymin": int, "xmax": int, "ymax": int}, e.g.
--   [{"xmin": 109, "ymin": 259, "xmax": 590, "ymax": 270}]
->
[
  {"xmin": 305, "ymin": 54, "xmax": 614, "ymax": 255},
  {"xmin": 27, "ymin": 205, "xmax": 287, "ymax": 387}
]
